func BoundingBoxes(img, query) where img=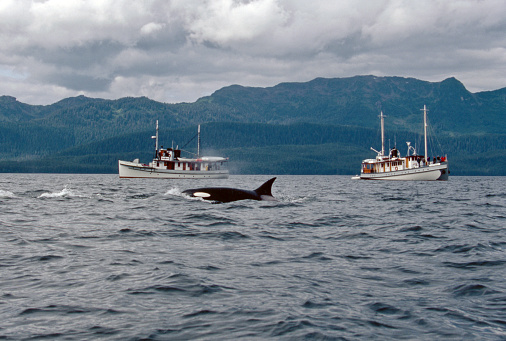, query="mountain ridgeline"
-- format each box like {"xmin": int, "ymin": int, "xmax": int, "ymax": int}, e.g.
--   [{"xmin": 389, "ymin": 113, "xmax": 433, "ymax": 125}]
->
[{"xmin": 0, "ymin": 75, "xmax": 505, "ymax": 175}]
